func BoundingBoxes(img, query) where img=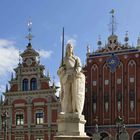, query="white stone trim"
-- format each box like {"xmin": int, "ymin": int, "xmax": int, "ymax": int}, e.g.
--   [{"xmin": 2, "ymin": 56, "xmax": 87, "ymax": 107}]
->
[
  {"xmin": 91, "ymin": 63, "xmax": 98, "ymax": 124},
  {"xmin": 115, "ymin": 61, "xmax": 123, "ymax": 117},
  {"xmin": 128, "ymin": 60, "xmax": 136, "ymax": 122},
  {"xmin": 34, "ymin": 102, "xmax": 45, "ymax": 106},
  {"xmin": 14, "ymin": 103, "xmax": 25, "ymax": 107}
]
